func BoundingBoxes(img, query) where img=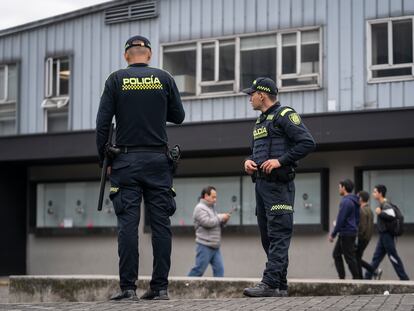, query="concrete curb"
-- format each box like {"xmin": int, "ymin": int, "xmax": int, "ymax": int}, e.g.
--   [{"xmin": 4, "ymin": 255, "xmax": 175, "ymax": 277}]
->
[{"xmin": 8, "ymin": 275, "xmax": 414, "ymax": 302}]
